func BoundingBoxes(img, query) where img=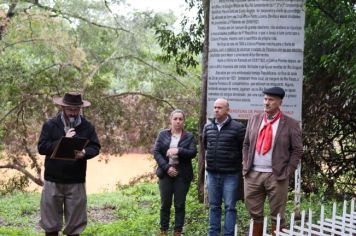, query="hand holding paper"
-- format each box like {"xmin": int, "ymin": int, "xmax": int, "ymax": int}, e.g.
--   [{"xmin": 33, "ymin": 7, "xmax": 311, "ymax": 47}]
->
[
  {"xmin": 51, "ymin": 137, "xmax": 89, "ymax": 160},
  {"xmin": 74, "ymin": 149, "xmax": 86, "ymax": 159}
]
